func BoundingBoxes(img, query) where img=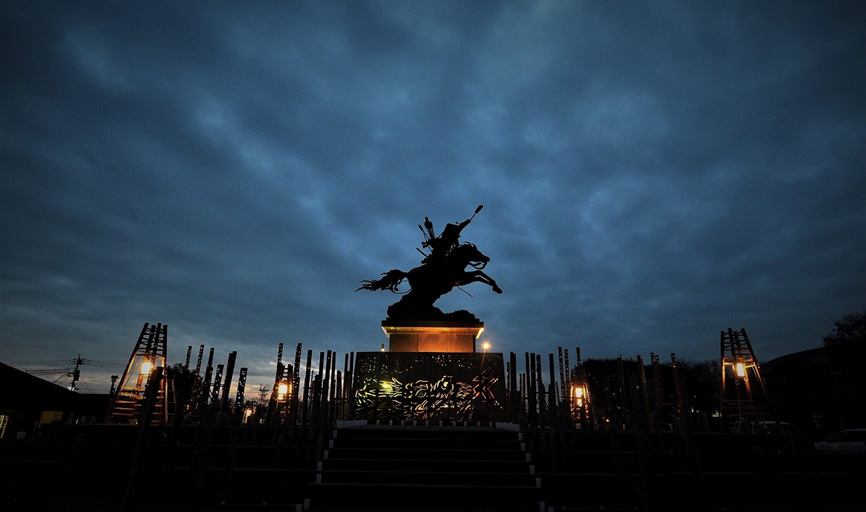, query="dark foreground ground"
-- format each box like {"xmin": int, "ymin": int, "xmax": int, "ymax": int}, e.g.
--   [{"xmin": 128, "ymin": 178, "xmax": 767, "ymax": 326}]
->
[{"xmin": 1, "ymin": 423, "xmax": 864, "ymax": 512}]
